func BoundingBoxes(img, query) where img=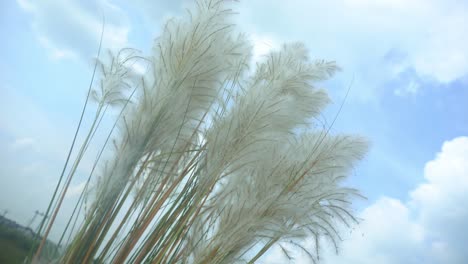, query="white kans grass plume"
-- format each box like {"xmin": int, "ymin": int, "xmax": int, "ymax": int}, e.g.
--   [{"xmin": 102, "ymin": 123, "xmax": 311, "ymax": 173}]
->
[{"xmin": 32, "ymin": 0, "xmax": 368, "ymax": 263}]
